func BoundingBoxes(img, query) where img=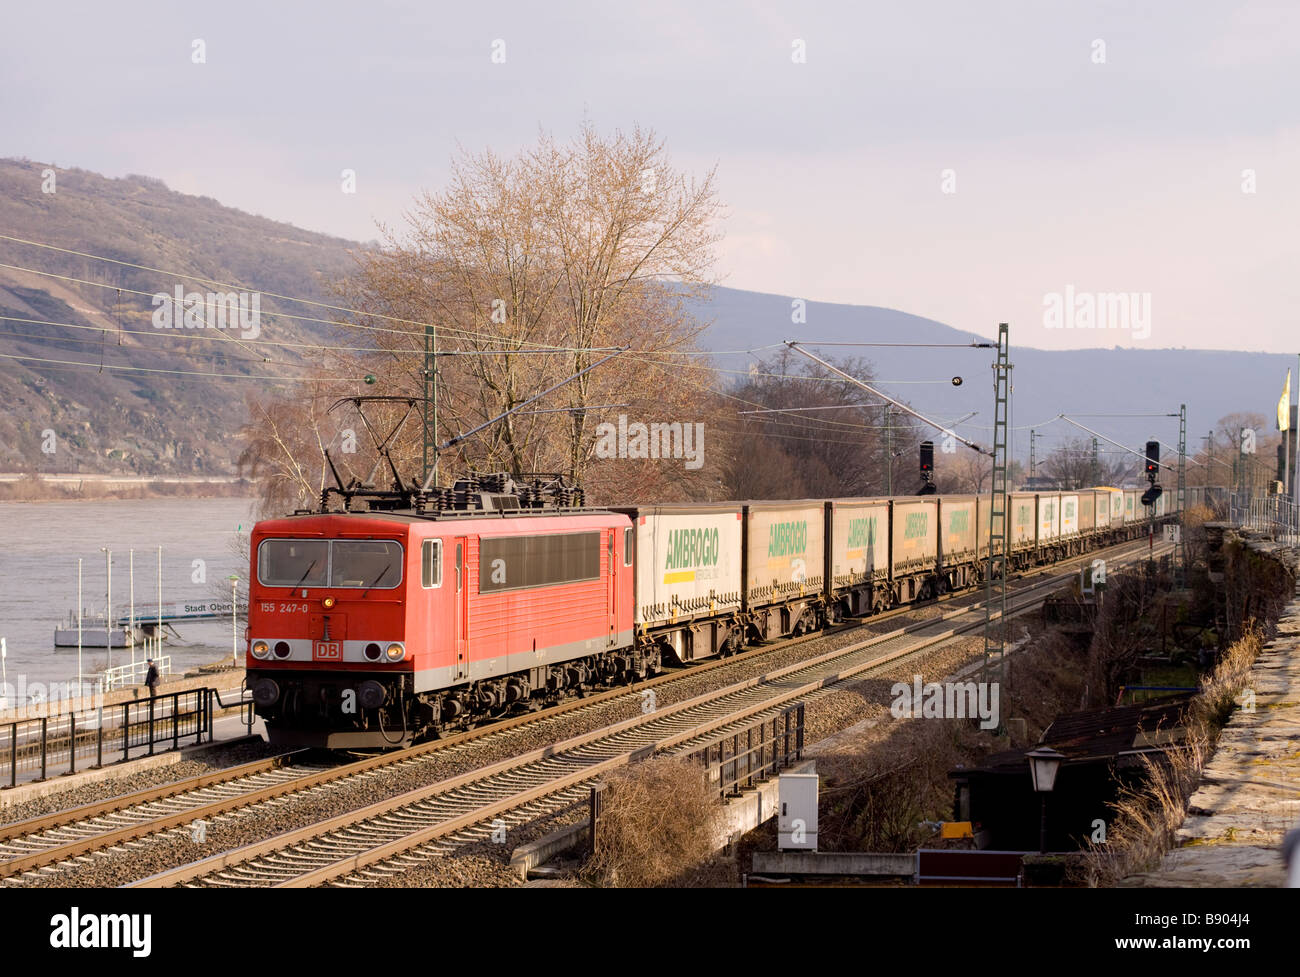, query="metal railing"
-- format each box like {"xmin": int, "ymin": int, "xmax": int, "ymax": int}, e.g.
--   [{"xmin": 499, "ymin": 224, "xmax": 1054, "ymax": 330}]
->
[
  {"xmin": 1232, "ymin": 494, "xmax": 1300, "ymax": 543},
  {"xmin": 688, "ymin": 703, "xmax": 805, "ymax": 800},
  {"xmin": 3, "ymin": 688, "xmax": 218, "ymax": 788},
  {"xmin": 101, "ymin": 655, "xmax": 173, "ymax": 692}
]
